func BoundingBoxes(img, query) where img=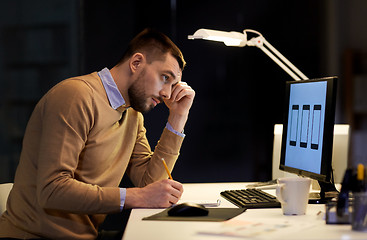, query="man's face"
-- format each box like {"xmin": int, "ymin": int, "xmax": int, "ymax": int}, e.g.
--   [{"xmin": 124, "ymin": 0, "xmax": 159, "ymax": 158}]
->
[{"xmin": 128, "ymin": 54, "xmax": 182, "ymax": 113}]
